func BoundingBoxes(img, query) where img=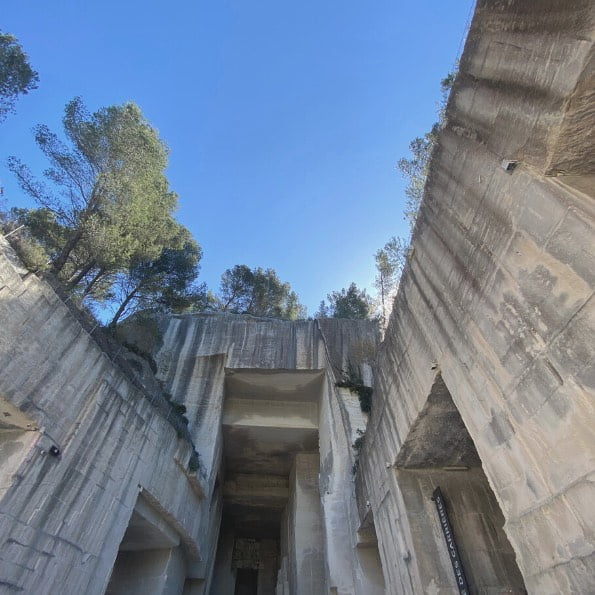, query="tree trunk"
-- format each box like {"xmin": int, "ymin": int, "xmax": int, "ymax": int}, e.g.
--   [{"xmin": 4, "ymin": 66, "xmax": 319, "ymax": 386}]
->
[
  {"xmin": 51, "ymin": 228, "xmax": 84, "ymax": 275},
  {"xmin": 82, "ymin": 267, "xmax": 106, "ymax": 298},
  {"xmin": 109, "ymin": 288, "xmax": 138, "ymax": 328},
  {"xmin": 66, "ymin": 259, "xmax": 96, "ymax": 290},
  {"xmin": 222, "ymin": 288, "xmax": 240, "ymax": 311}
]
